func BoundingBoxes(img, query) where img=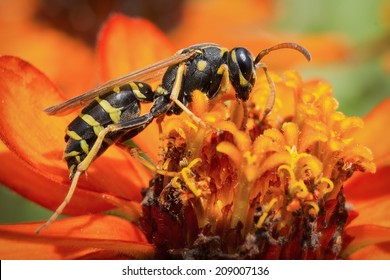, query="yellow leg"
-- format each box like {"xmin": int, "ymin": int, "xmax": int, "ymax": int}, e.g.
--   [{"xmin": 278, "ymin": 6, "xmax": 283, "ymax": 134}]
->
[
  {"xmin": 35, "ymin": 124, "xmax": 120, "ymax": 234},
  {"xmin": 217, "ymin": 64, "xmax": 231, "ymax": 93},
  {"xmin": 117, "ymin": 144, "xmax": 178, "ymax": 178},
  {"xmin": 217, "ymin": 63, "xmax": 248, "ymax": 130},
  {"xmin": 170, "ymin": 63, "xmax": 205, "ymax": 126},
  {"xmin": 35, "ymin": 171, "xmax": 81, "ymax": 234}
]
